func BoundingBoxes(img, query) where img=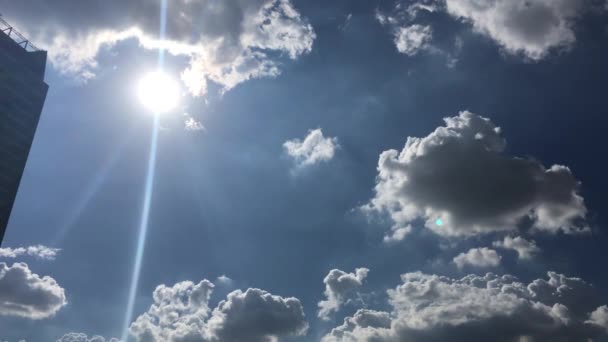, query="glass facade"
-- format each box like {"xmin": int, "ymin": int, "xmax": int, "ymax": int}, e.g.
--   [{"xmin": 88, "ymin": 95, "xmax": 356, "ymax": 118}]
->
[{"xmin": 0, "ymin": 29, "xmax": 48, "ymax": 244}]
